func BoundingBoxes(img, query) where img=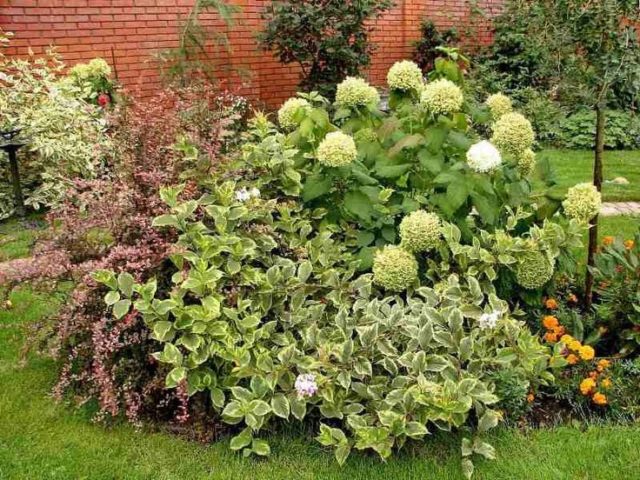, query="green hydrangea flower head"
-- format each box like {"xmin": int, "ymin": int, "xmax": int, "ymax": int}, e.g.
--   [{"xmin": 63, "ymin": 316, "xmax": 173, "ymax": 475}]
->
[
  {"xmin": 335, "ymin": 77, "xmax": 380, "ymax": 108},
  {"xmin": 562, "ymin": 183, "xmax": 602, "ymax": 222},
  {"xmin": 317, "ymin": 131, "xmax": 357, "ymax": 167},
  {"xmin": 399, "ymin": 210, "xmax": 442, "ymax": 252},
  {"xmin": 372, "ymin": 246, "xmax": 418, "ymax": 292},
  {"xmin": 420, "ymin": 79, "xmax": 464, "ymax": 115},
  {"xmin": 387, "ymin": 60, "xmax": 423, "ymax": 92},
  {"xmin": 354, "ymin": 128, "xmax": 378, "ymax": 144},
  {"xmin": 485, "ymin": 93, "xmax": 513, "ymax": 120},
  {"xmin": 491, "ymin": 112, "xmax": 535, "ymax": 155},
  {"xmin": 277, "ymin": 97, "xmax": 311, "ymax": 130},
  {"xmin": 516, "ymin": 250, "xmax": 554, "ymax": 289},
  {"xmin": 517, "ymin": 148, "xmax": 537, "ymax": 176}
]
